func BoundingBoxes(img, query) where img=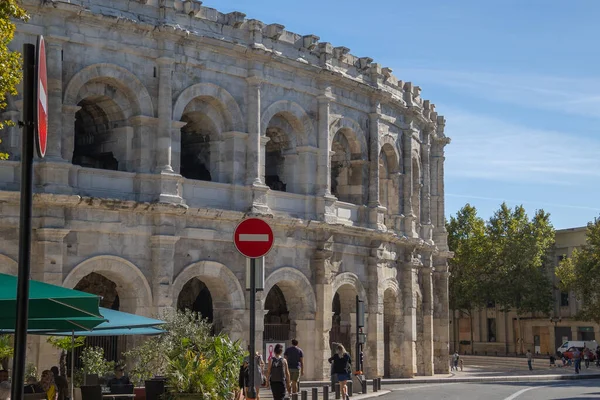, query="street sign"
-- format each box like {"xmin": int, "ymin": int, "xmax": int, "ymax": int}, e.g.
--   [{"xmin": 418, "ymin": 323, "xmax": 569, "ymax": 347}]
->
[
  {"xmin": 234, "ymin": 218, "xmax": 274, "ymax": 258},
  {"xmin": 35, "ymin": 35, "xmax": 48, "ymax": 158}
]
